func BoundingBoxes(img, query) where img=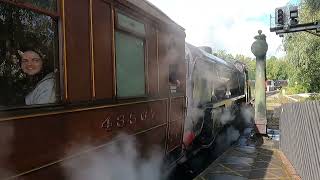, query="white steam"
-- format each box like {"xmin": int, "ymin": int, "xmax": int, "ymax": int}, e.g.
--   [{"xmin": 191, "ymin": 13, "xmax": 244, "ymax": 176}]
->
[
  {"xmin": 225, "ymin": 126, "xmax": 240, "ymax": 143},
  {"xmin": 213, "ymin": 125, "xmax": 240, "ymax": 155},
  {"xmin": 220, "ymin": 108, "xmax": 235, "ymax": 126},
  {"xmin": 240, "ymin": 105, "xmax": 254, "ymax": 125},
  {"xmin": 63, "ymin": 134, "xmax": 164, "ymax": 180}
]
